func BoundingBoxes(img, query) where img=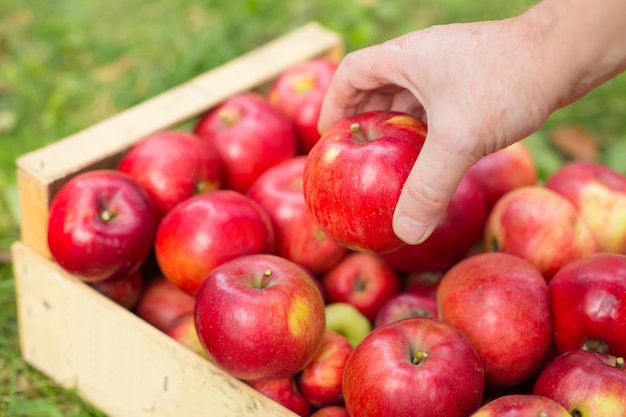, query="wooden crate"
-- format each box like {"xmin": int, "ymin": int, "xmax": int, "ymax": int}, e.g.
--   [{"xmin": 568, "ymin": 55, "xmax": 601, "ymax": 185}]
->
[{"xmin": 12, "ymin": 22, "xmax": 344, "ymax": 417}]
